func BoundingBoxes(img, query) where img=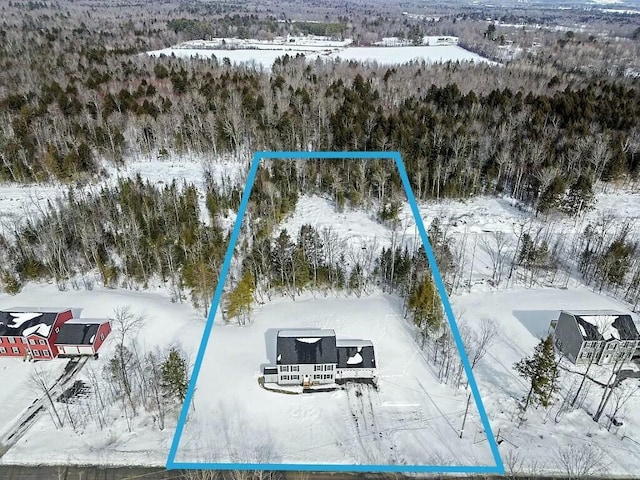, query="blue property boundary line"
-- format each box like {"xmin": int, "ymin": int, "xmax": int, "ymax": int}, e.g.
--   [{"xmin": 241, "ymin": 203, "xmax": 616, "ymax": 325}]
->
[{"xmin": 166, "ymin": 151, "xmax": 505, "ymax": 475}]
